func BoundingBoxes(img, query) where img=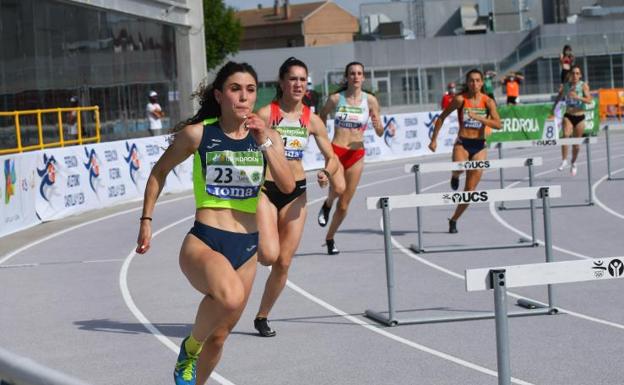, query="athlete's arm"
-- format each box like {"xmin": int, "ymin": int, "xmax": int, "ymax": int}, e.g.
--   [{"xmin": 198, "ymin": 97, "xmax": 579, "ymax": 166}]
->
[
  {"xmin": 474, "ymin": 98, "xmax": 502, "ymax": 130},
  {"xmin": 368, "ymin": 94, "xmax": 384, "ymax": 137},
  {"xmin": 136, "ymin": 123, "xmax": 202, "ymax": 254},
  {"xmin": 246, "ymin": 113, "xmax": 295, "ymax": 194},
  {"xmin": 551, "ymin": 84, "xmax": 564, "ymax": 114},
  {"xmin": 429, "ymin": 95, "xmax": 462, "ymax": 152},
  {"xmin": 320, "ymin": 93, "xmax": 339, "ymax": 125},
  {"xmin": 310, "ymin": 114, "xmax": 343, "ymax": 191},
  {"xmin": 578, "ymin": 82, "xmax": 593, "ymax": 104}
]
